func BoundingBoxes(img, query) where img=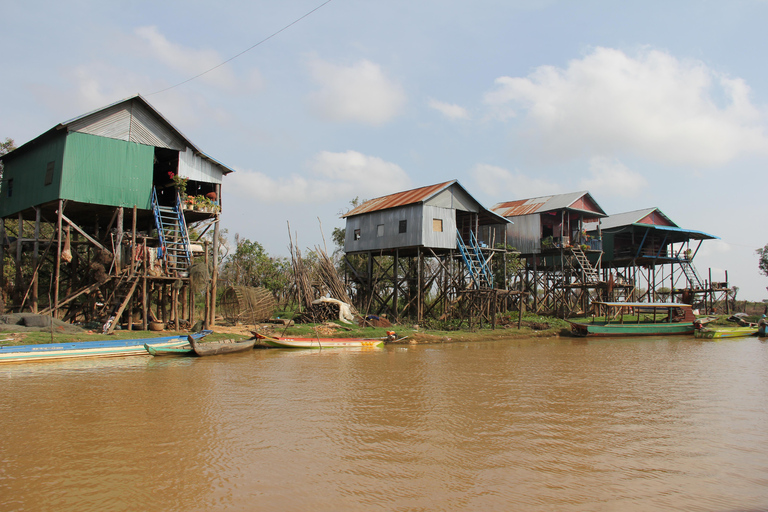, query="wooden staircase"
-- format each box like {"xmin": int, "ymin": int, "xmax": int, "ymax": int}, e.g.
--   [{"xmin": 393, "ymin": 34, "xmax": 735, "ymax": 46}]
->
[{"xmin": 570, "ymin": 246, "xmax": 599, "ymax": 283}]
